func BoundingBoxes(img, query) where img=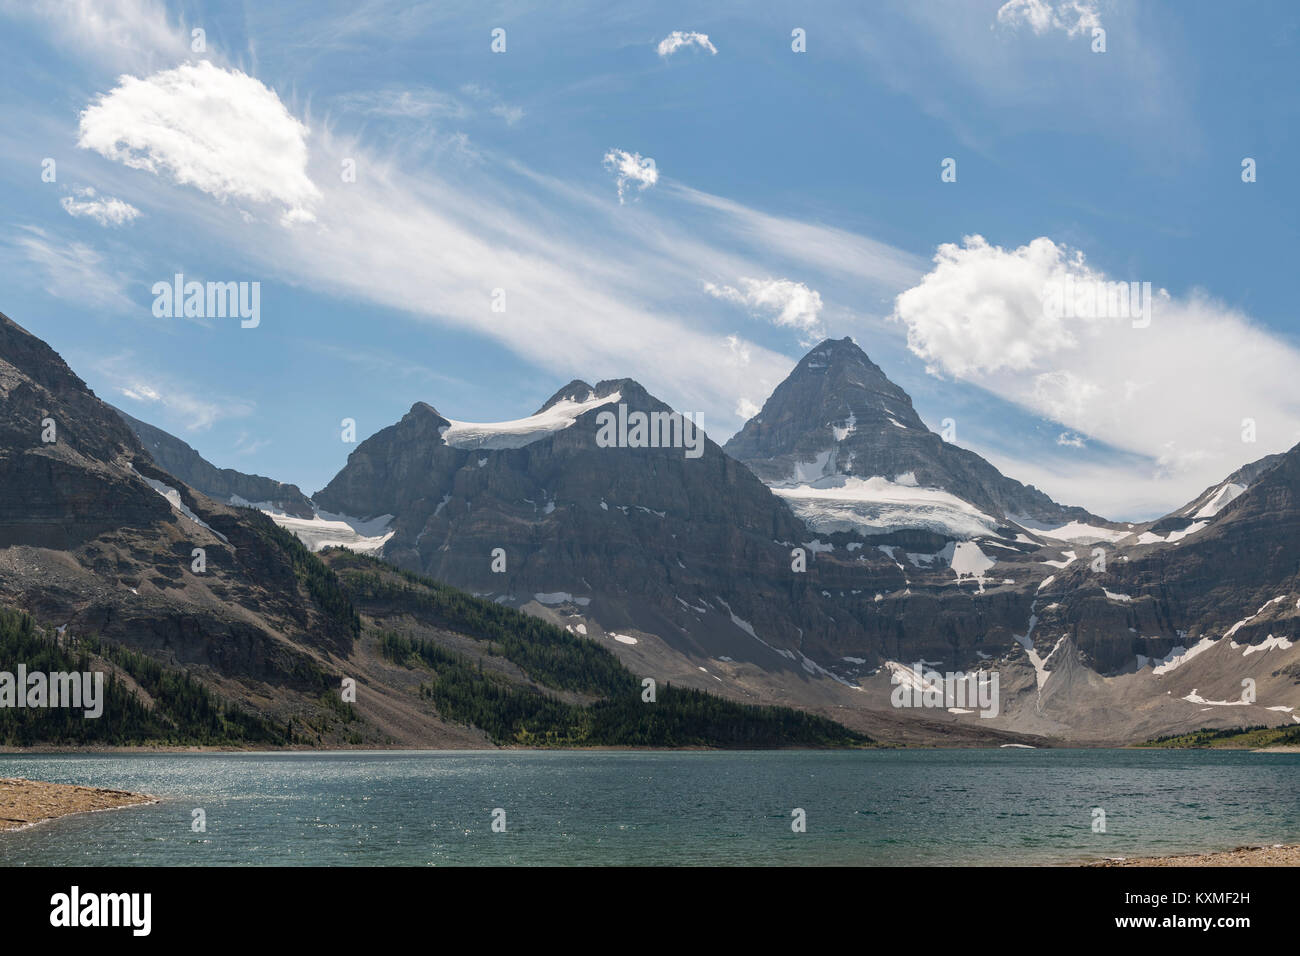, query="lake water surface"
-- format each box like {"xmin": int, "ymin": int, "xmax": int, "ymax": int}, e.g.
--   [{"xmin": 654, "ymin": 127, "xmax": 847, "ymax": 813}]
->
[{"xmin": 2, "ymin": 749, "xmax": 1297, "ymax": 865}]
